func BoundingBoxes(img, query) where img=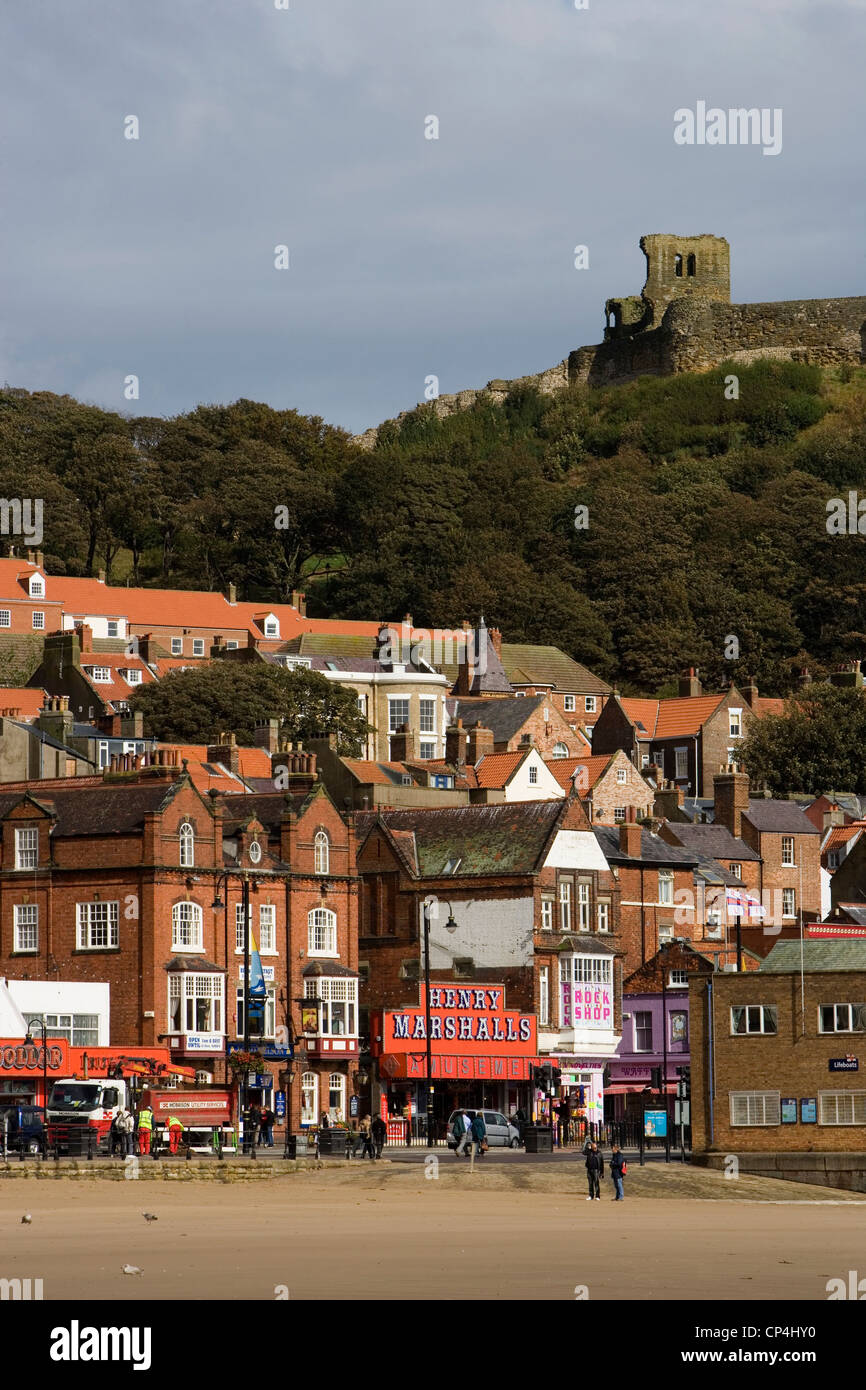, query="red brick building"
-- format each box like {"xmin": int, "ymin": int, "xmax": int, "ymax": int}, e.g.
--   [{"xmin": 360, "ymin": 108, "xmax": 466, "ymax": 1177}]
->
[{"xmin": 0, "ymin": 755, "xmax": 359, "ymax": 1134}]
